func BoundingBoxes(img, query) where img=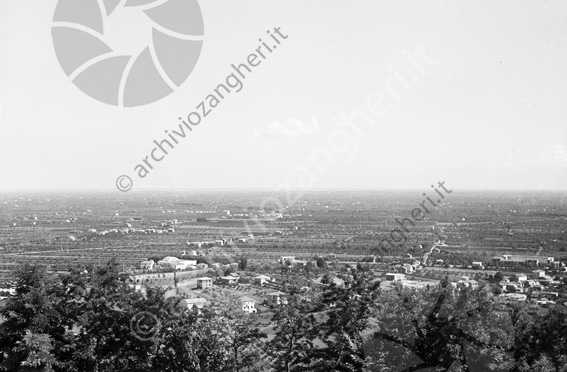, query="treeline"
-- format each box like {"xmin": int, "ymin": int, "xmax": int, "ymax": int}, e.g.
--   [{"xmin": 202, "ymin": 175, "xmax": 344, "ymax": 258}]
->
[{"xmin": 0, "ymin": 262, "xmax": 566, "ymax": 372}]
